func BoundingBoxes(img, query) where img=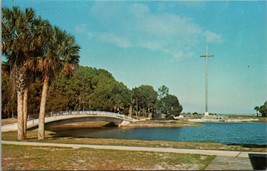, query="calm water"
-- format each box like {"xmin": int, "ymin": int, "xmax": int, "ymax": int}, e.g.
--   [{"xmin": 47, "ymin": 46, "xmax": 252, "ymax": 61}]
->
[{"xmin": 50, "ymin": 122, "xmax": 267, "ymax": 145}]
